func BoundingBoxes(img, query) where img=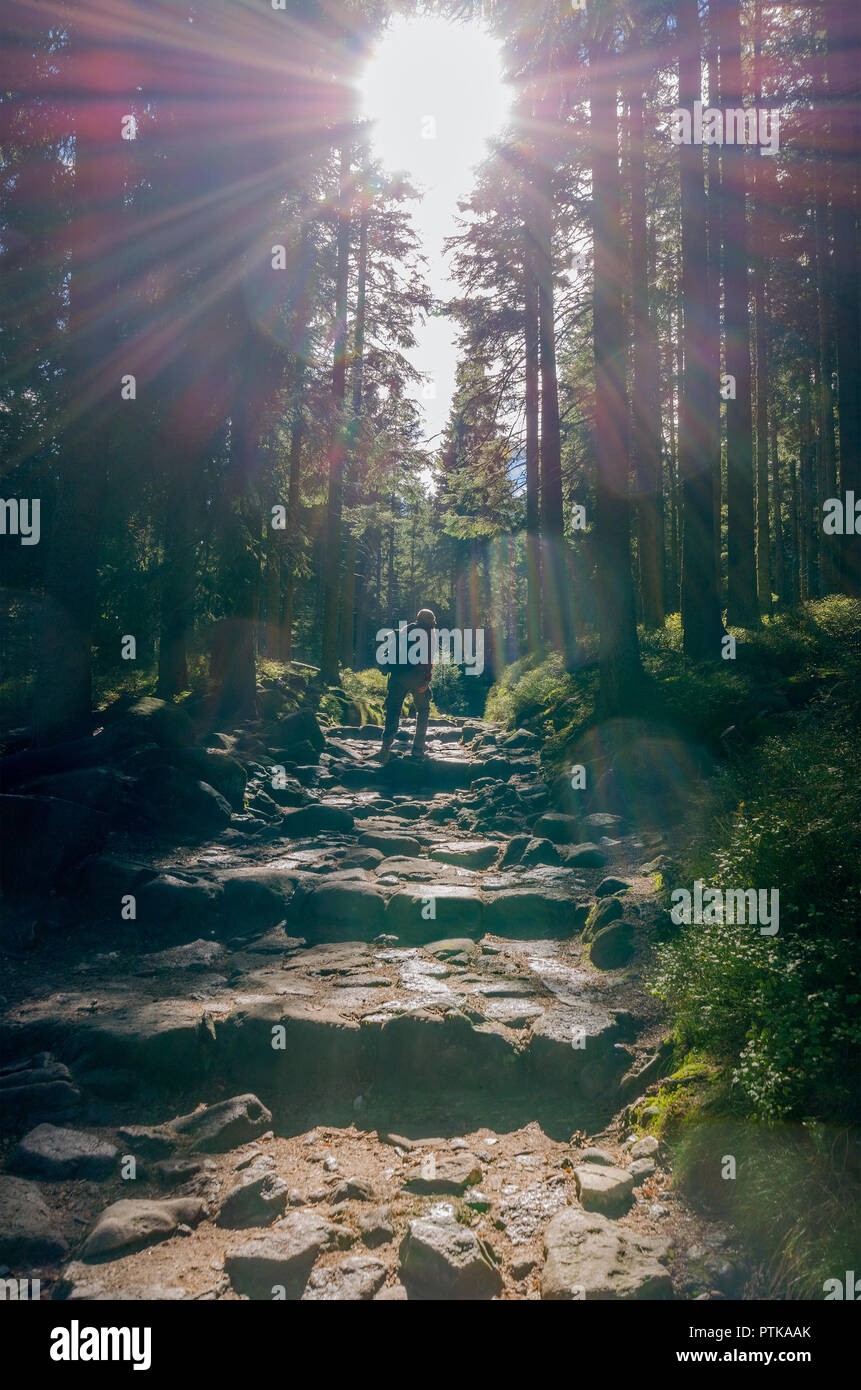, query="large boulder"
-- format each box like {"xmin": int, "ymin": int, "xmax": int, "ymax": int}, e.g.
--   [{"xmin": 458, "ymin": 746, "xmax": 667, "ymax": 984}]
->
[
  {"xmin": 532, "ymin": 813, "xmax": 581, "ymax": 844},
  {"xmin": 386, "ymin": 885, "xmax": 483, "ymax": 940},
  {"xmin": 359, "ymin": 829, "xmax": 421, "ymax": 858},
  {"xmin": 225, "ymin": 1212, "xmax": 349, "ymax": 1299},
  {"xmin": 132, "ymin": 765, "xmax": 232, "ymax": 838},
  {"xmin": 277, "ymin": 710, "xmax": 325, "ymax": 756},
  {"xmin": 541, "ymin": 1209, "xmax": 673, "ymax": 1299},
  {"xmin": 0, "ymin": 1176, "xmax": 69, "ymax": 1264},
  {"xmin": 135, "ymin": 873, "xmax": 223, "ymax": 935},
  {"xmin": 291, "ymin": 880, "xmax": 387, "ymax": 942},
  {"xmin": 18, "ymin": 767, "xmax": 128, "ymax": 816},
  {"xmin": 281, "ymin": 804, "xmax": 354, "ymax": 836},
  {"xmin": 112, "ymin": 696, "xmax": 196, "ymax": 750},
  {"xmin": 589, "ymin": 920, "xmax": 635, "ymax": 970},
  {"xmin": 399, "ymin": 1211, "xmax": 502, "ymax": 1300},
  {"xmin": 0, "ymin": 1056, "xmax": 80, "ymax": 1121},
  {"xmin": 81, "ymin": 1197, "xmax": 205, "ymax": 1260},
  {"xmin": 584, "ymin": 895, "xmax": 625, "ymax": 938},
  {"xmin": 11, "ymin": 1125, "xmax": 118, "ymax": 1181},
  {"xmin": 167, "ymin": 1094, "xmax": 273, "ymax": 1152},
  {"xmin": 0, "ymin": 795, "xmax": 109, "ymax": 893},
  {"xmin": 182, "ymin": 748, "xmax": 247, "ymax": 810}
]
